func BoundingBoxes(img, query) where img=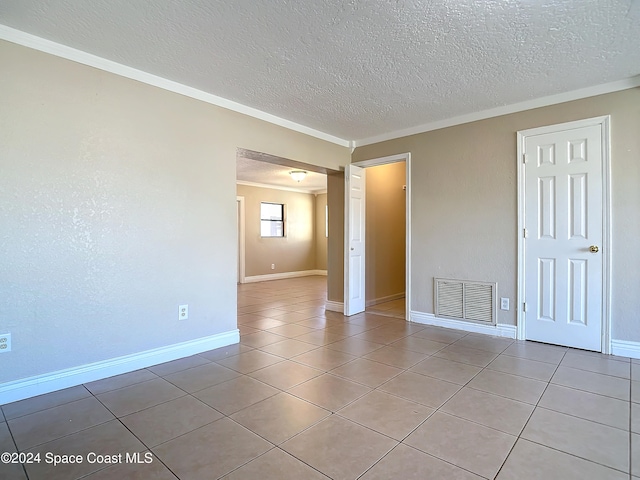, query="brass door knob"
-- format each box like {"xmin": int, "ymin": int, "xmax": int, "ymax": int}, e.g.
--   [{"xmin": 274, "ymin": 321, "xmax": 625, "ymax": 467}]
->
[{"xmin": 589, "ymin": 245, "xmax": 599, "ymax": 253}]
